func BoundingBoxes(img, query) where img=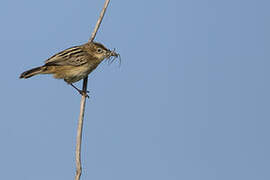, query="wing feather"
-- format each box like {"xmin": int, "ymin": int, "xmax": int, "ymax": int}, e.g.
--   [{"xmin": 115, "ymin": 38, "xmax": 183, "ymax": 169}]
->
[{"xmin": 44, "ymin": 46, "xmax": 91, "ymax": 66}]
